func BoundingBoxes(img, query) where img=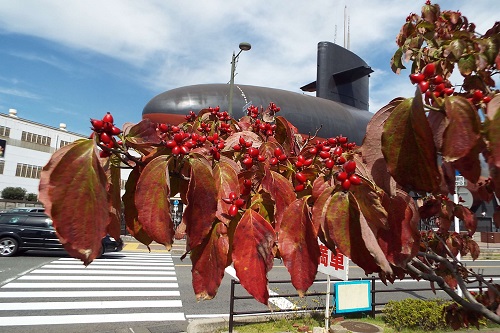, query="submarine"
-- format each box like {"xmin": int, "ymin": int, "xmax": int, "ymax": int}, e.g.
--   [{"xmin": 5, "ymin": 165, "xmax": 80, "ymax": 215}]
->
[{"xmin": 142, "ymin": 42, "xmax": 374, "ymax": 145}]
